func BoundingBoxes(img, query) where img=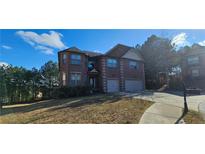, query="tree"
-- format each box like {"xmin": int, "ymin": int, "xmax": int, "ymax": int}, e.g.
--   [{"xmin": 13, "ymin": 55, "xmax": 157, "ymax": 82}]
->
[
  {"xmin": 0, "ymin": 60, "xmax": 59, "ymax": 108},
  {"xmin": 40, "ymin": 61, "xmax": 59, "ymax": 98},
  {"xmin": 30, "ymin": 68, "xmax": 42, "ymax": 99},
  {"xmin": 140, "ymin": 35, "xmax": 176, "ymax": 89},
  {"xmin": 0, "ymin": 65, "xmax": 7, "ymax": 114}
]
